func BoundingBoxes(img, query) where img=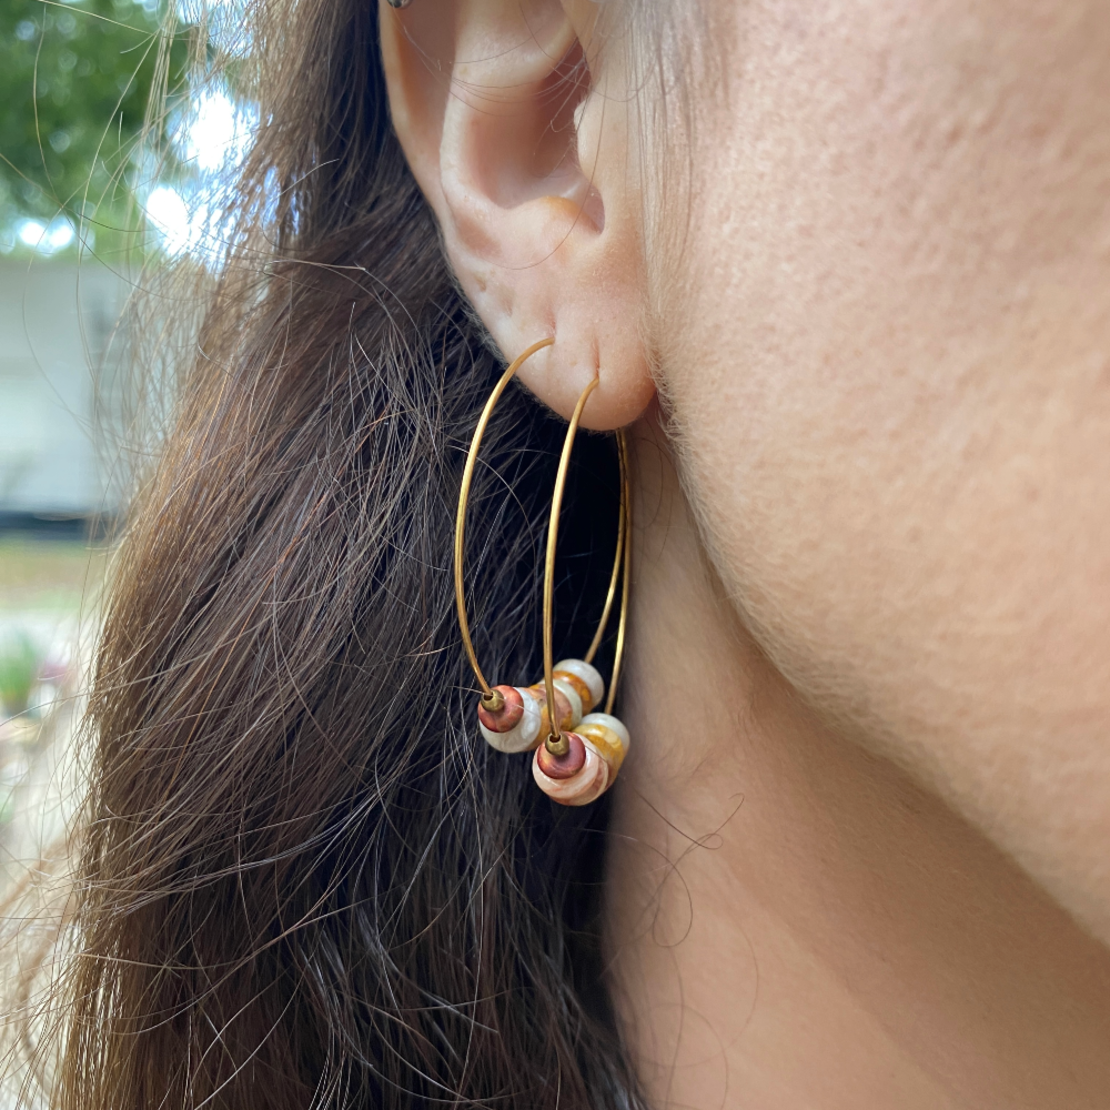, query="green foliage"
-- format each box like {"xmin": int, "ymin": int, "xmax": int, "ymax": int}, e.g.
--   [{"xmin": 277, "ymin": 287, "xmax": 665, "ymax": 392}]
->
[
  {"xmin": 0, "ymin": 629, "xmax": 43, "ymax": 717},
  {"xmin": 0, "ymin": 0, "xmax": 194, "ymax": 253}
]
